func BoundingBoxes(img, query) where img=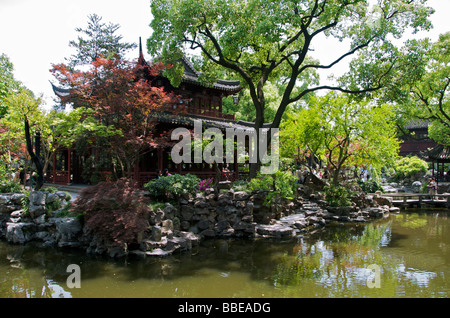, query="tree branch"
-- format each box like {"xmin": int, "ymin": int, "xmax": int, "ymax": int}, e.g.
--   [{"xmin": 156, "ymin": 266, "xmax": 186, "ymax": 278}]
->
[
  {"xmin": 438, "ymin": 77, "xmax": 450, "ymax": 123},
  {"xmin": 298, "ymin": 39, "xmax": 371, "ymax": 74}
]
